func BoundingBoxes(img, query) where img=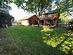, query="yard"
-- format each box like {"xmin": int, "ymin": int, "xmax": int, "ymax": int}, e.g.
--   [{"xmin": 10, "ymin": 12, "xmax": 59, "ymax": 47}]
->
[{"xmin": 0, "ymin": 25, "xmax": 73, "ymax": 55}]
